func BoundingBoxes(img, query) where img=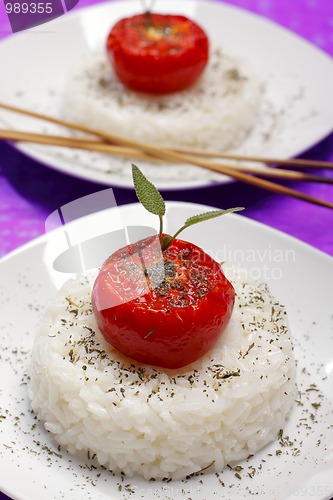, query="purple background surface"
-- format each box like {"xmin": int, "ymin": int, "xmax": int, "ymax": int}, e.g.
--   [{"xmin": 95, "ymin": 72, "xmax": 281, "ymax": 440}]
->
[{"xmin": 0, "ymin": 1, "xmax": 333, "ymax": 498}]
